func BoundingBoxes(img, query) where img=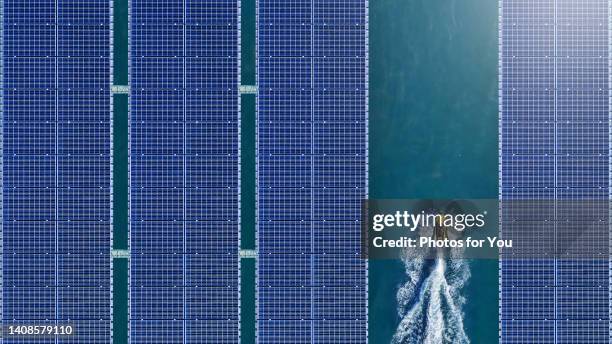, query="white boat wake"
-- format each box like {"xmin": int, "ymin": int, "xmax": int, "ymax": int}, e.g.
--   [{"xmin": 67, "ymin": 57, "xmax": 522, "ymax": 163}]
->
[{"xmin": 392, "ymin": 250, "xmax": 470, "ymax": 344}]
